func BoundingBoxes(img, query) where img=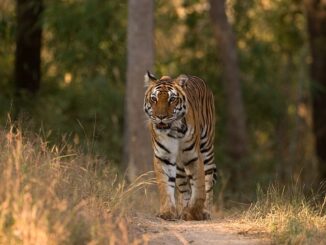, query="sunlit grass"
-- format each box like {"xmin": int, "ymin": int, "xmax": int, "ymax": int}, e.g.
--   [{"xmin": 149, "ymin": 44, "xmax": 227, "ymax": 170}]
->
[
  {"xmin": 3, "ymin": 124, "xmax": 326, "ymax": 244},
  {"xmin": 0, "ymin": 126, "xmax": 154, "ymax": 244},
  {"xmin": 243, "ymin": 184, "xmax": 326, "ymax": 244}
]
